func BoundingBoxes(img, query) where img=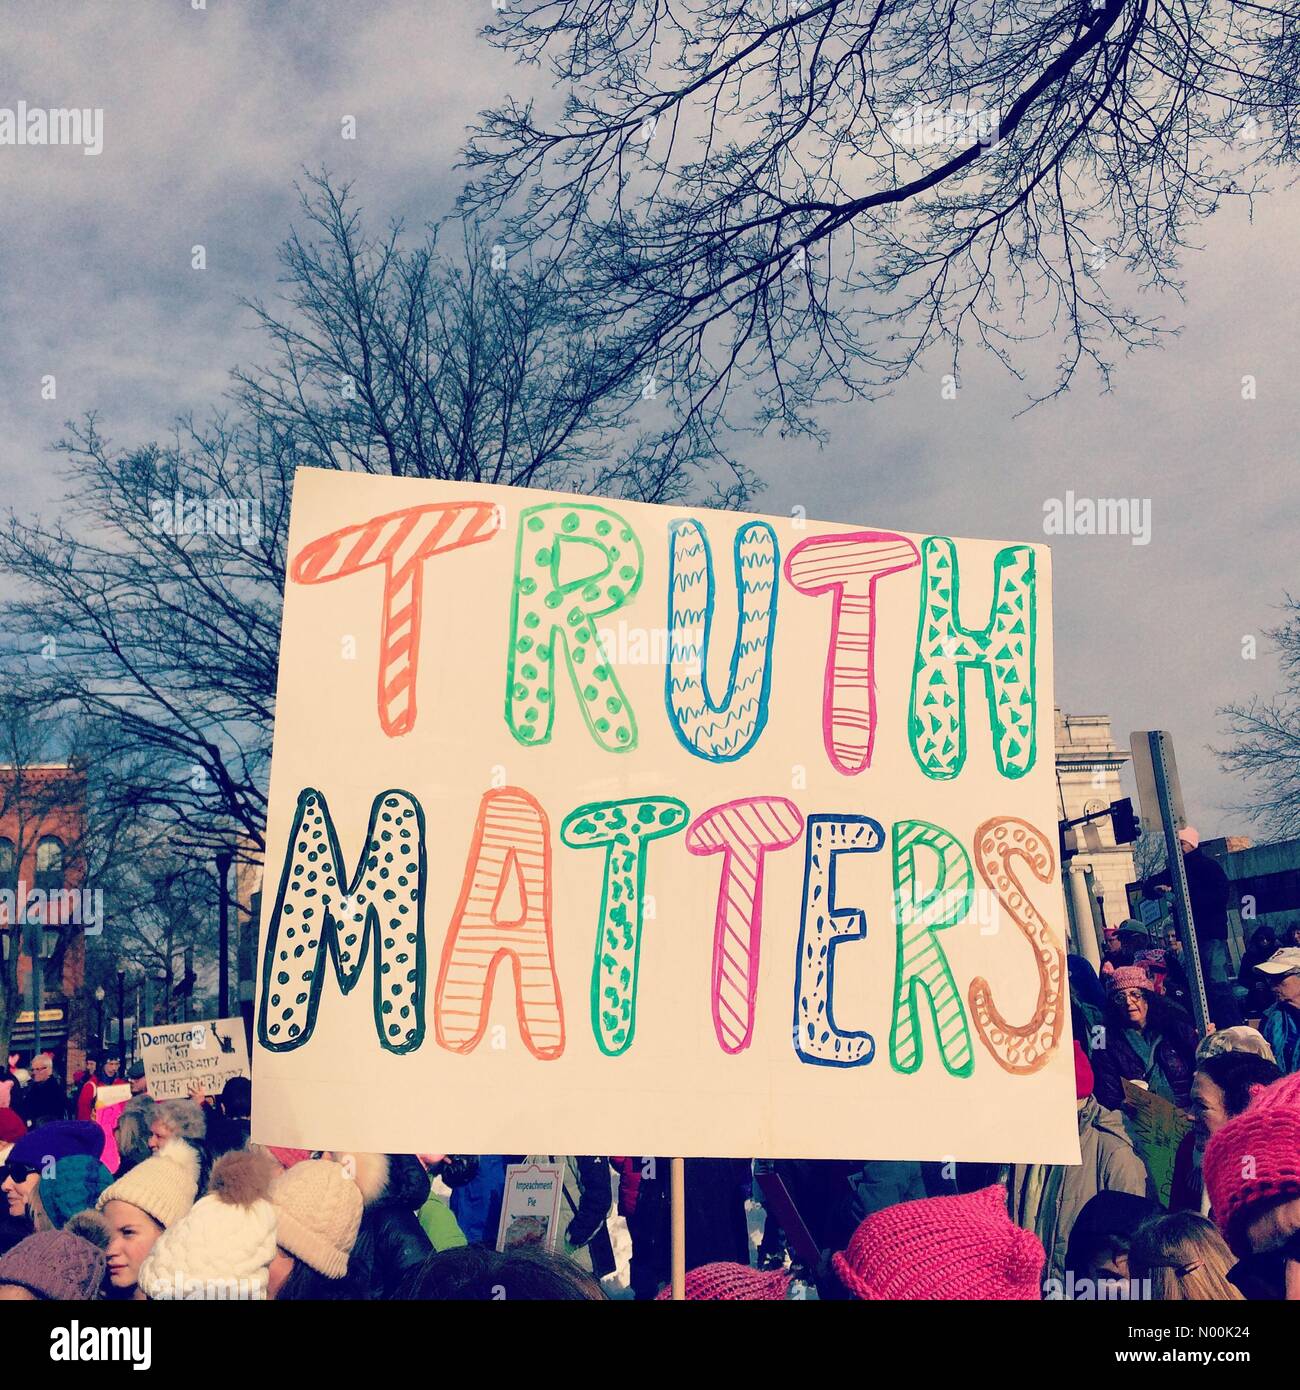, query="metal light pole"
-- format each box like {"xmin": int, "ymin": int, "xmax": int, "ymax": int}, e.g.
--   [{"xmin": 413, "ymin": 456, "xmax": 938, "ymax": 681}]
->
[
  {"xmin": 1130, "ymin": 731, "xmax": 1209, "ymax": 1036},
  {"xmin": 94, "ymin": 985, "xmax": 105, "ymax": 1054},
  {"xmin": 216, "ymin": 849, "xmax": 232, "ymax": 1020},
  {"xmin": 116, "ymin": 966, "xmax": 126, "ymax": 1068},
  {"xmin": 27, "ymin": 917, "xmax": 43, "ymax": 1061}
]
